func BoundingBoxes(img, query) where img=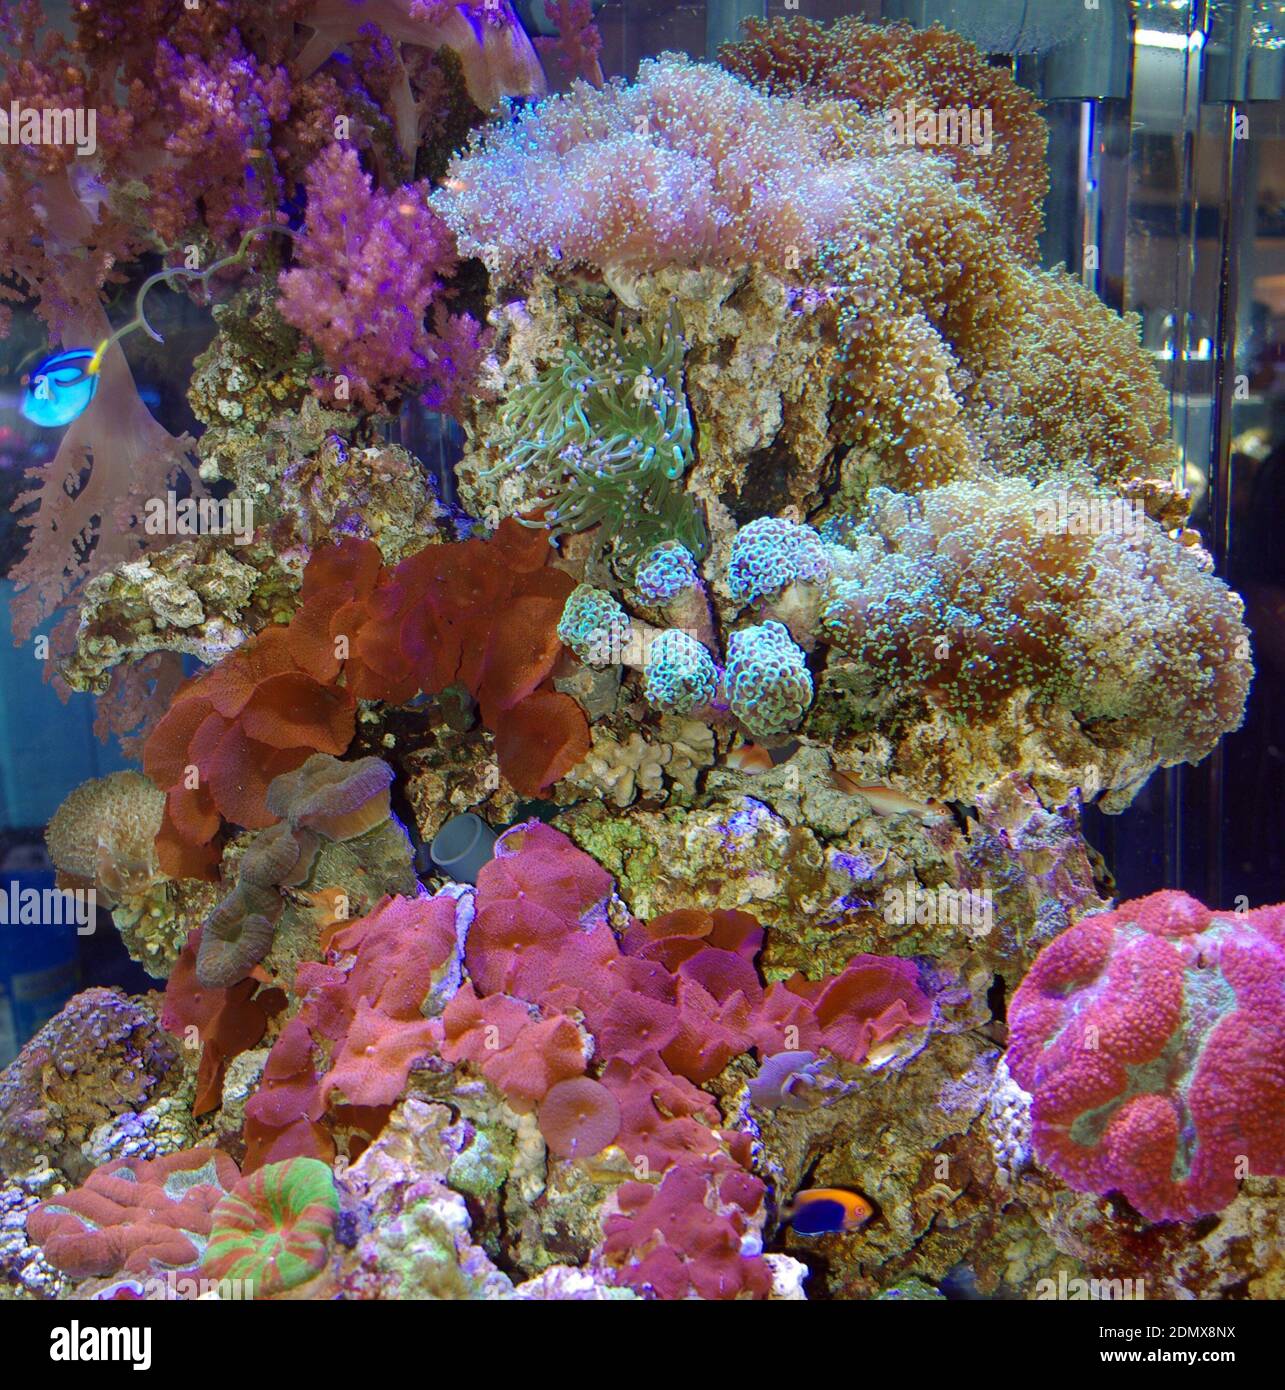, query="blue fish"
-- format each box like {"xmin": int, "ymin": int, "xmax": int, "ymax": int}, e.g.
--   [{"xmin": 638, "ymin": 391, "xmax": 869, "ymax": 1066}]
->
[{"xmin": 21, "ymin": 343, "xmax": 106, "ymax": 427}]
